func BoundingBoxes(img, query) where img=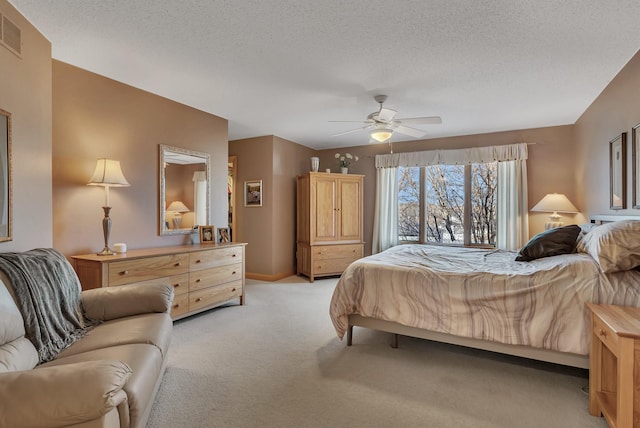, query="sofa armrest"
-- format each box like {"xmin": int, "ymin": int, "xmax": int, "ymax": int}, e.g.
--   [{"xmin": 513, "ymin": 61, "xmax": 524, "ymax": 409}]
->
[
  {"xmin": 0, "ymin": 360, "xmax": 132, "ymax": 428},
  {"xmin": 82, "ymin": 282, "xmax": 174, "ymax": 321}
]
